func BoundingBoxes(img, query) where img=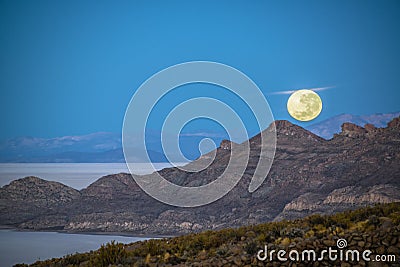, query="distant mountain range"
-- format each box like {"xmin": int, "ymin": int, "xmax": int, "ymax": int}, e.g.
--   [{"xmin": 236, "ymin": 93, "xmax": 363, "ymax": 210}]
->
[
  {"xmin": 0, "ymin": 112, "xmax": 398, "ymax": 162},
  {"xmin": 0, "ymin": 131, "xmax": 226, "ymax": 163},
  {"xmin": 1, "ymin": 116, "xmax": 399, "ymax": 235},
  {"xmin": 0, "ymin": 132, "xmax": 123, "ymax": 163}
]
